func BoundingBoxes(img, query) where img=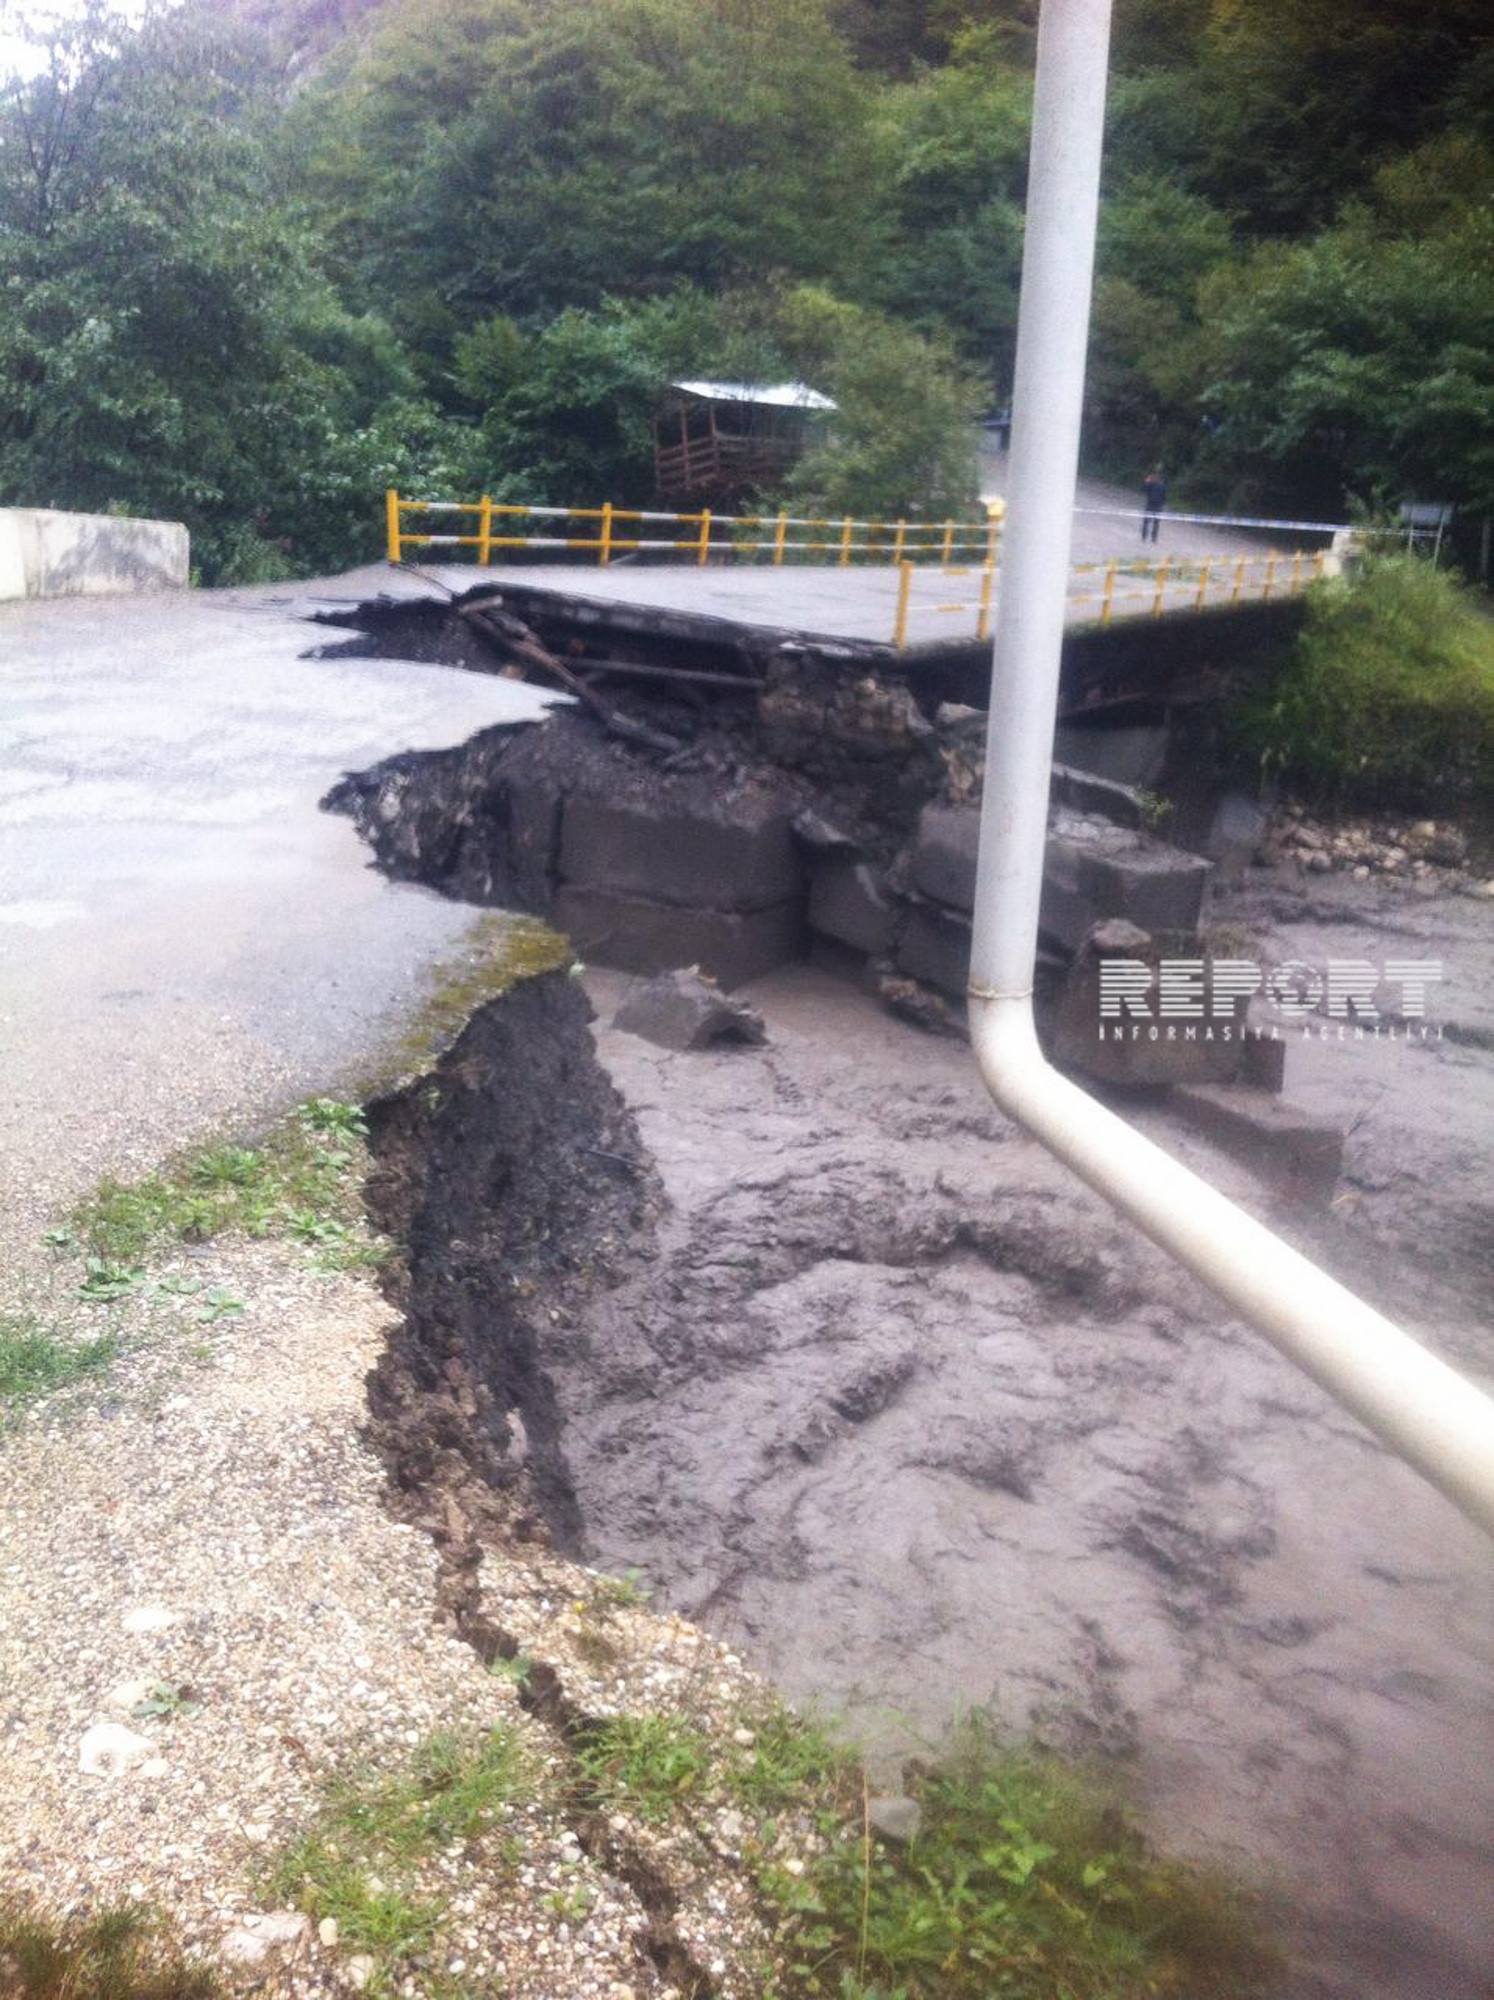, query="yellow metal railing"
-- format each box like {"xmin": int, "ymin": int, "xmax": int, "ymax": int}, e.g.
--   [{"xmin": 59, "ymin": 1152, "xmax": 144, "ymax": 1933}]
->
[
  {"xmin": 384, "ymin": 489, "xmax": 1003, "ymax": 570},
  {"xmin": 383, "ymin": 490, "xmax": 1327, "ymax": 652},
  {"xmin": 1064, "ymin": 548, "xmax": 1326, "ymax": 632},
  {"xmin": 893, "ymin": 547, "xmax": 1326, "ymax": 652}
]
